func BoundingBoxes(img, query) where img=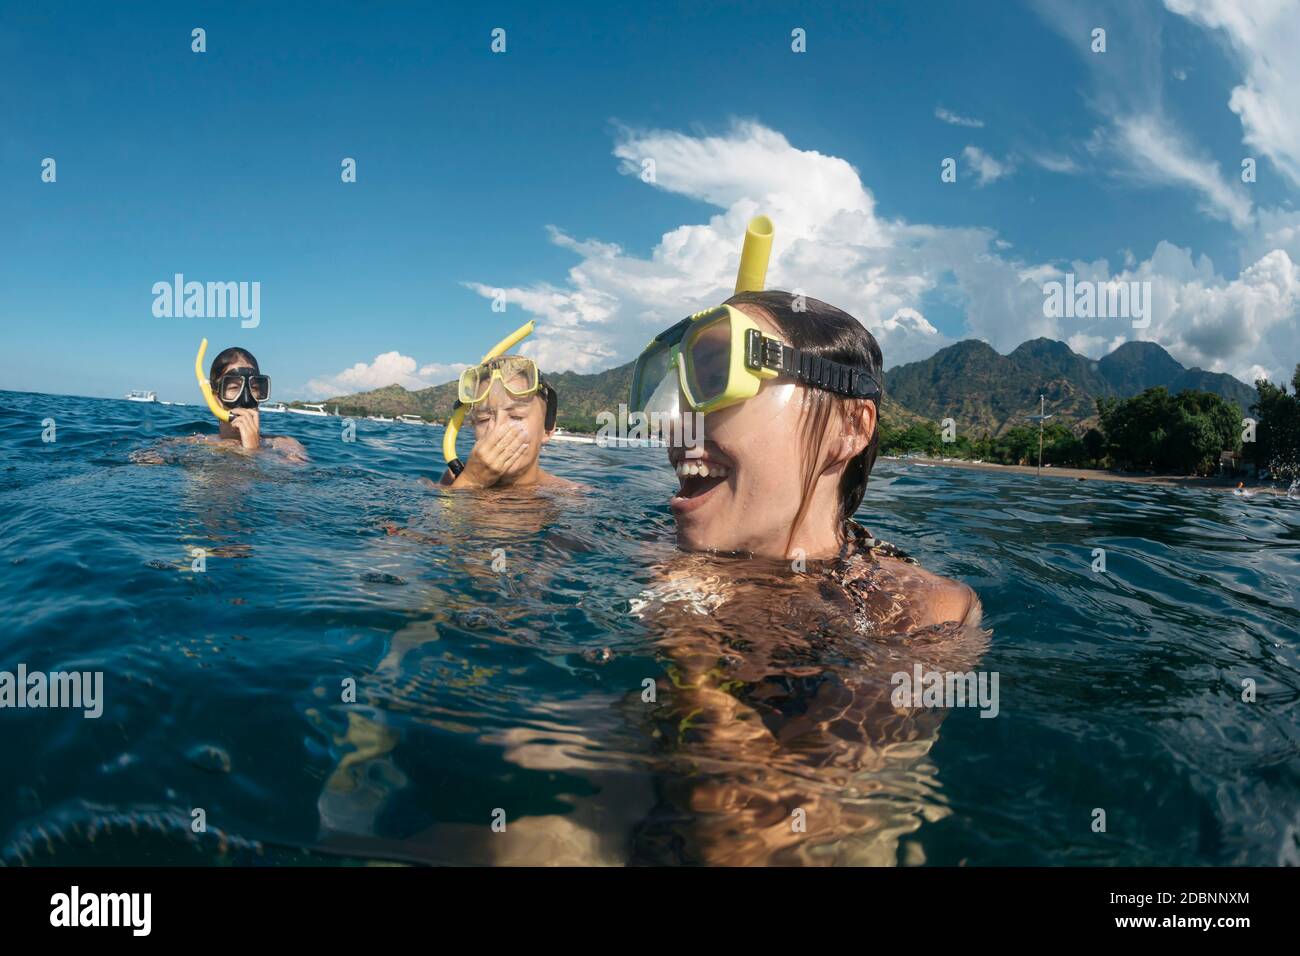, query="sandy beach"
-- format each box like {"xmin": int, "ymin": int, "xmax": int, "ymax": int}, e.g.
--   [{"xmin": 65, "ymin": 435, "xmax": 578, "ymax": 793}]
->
[{"xmin": 892, "ymin": 456, "xmax": 1296, "ymax": 497}]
